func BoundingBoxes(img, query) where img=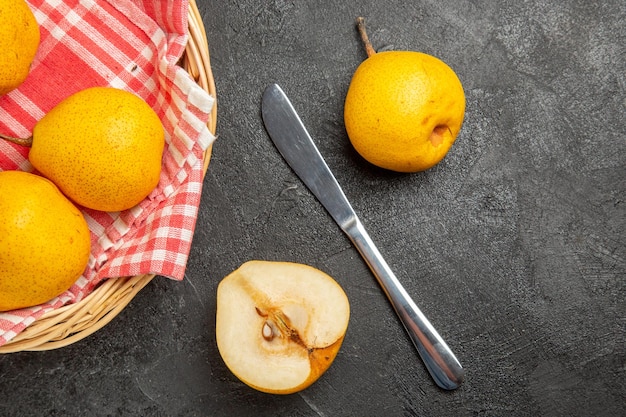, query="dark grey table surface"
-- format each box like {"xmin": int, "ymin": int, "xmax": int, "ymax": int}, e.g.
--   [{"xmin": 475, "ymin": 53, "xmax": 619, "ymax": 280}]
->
[{"xmin": 2, "ymin": 1, "xmax": 624, "ymax": 416}]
